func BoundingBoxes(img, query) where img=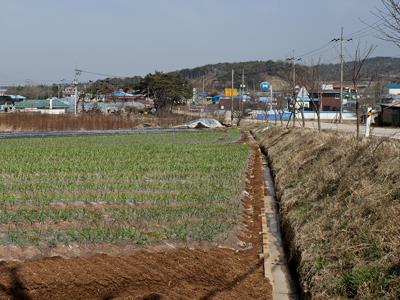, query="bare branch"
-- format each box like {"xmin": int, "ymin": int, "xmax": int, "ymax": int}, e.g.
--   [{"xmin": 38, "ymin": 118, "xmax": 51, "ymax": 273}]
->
[
  {"xmin": 351, "ymin": 43, "xmax": 376, "ymax": 139},
  {"xmin": 375, "ymin": 0, "xmax": 400, "ymax": 47}
]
